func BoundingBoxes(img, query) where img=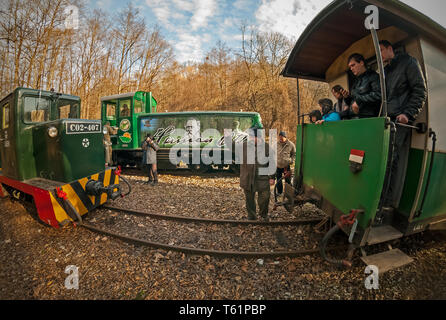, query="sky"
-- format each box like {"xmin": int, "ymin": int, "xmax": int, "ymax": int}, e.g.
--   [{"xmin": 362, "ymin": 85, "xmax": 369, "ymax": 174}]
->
[{"xmin": 86, "ymin": 0, "xmax": 446, "ymax": 64}]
